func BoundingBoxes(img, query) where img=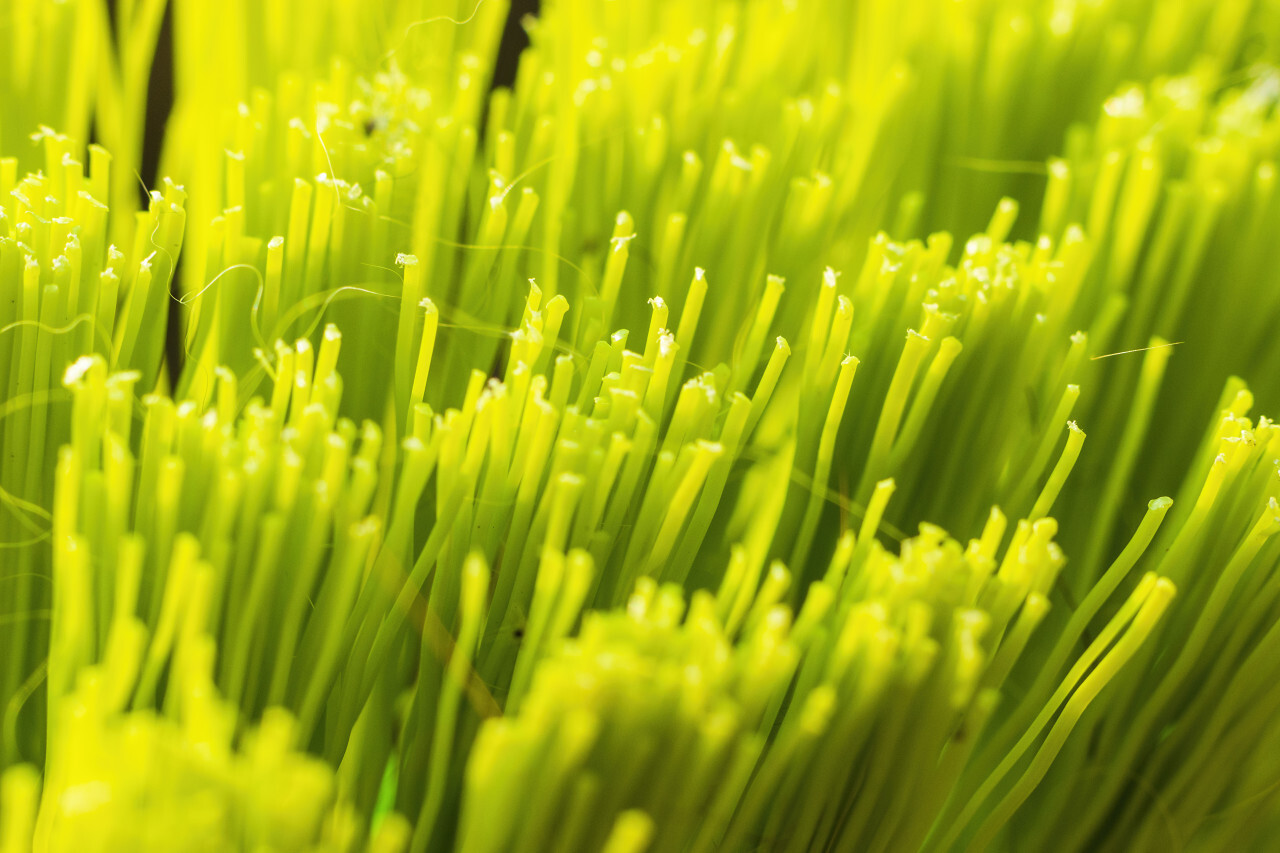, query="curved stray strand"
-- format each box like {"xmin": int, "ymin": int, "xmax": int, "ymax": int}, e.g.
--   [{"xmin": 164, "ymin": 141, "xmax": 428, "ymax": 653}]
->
[
  {"xmin": 429, "ymin": 236, "xmax": 600, "ymax": 296},
  {"xmin": 0, "ymin": 496, "xmax": 51, "ymax": 539},
  {"xmin": 359, "ymin": 261, "xmax": 407, "ymax": 283},
  {"xmin": 175, "ymin": 263, "xmax": 272, "ymax": 360},
  {"xmin": 353, "ymin": 261, "xmax": 592, "ymax": 363},
  {"xmin": 174, "ymin": 262, "xmax": 264, "ymax": 307},
  {"xmin": 0, "ymin": 389, "xmax": 70, "ymax": 534},
  {"xmin": 1201, "ymin": 770, "xmax": 1280, "ymax": 822},
  {"xmin": 0, "ymin": 313, "xmax": 115, "ymax": 363},
  {"xmin": 132, "ymin": 166, "xmax": 153, "ymax": 204},
  {"xmin": 230, "ymin": 283, "xmax": 404, "ymax": 402},
  {"xmin": 0, "ymin": 527, "xmax": 50, "ymax": 548},
  {"xmin": 273, "ymin": 284, "xmax": 400, "ymax": 343},
  {"xmin": 733, "ymin": 444, "xmax": 907, "ymax": 542},
  {"xmin": 316, "ymin": 119, "xmax": 338, "ymax": 182},
  {"xmin": 947, "ymin": 156, "xmax": 1050, "ymax": 176},
  {"xmin": 0, "ymin": 610, "xmax": 50, "ymax": 627},
  {"xmin": 142, "ymin": 180, "xmax": 179, "ymax": 276},
  {"xmin": 381, "ymin": 0, "xmax": 490, "ymax": 66},
  {"xmin": 1091, "ymin": 341, "xmax": 1183, "ymax": 361},
  {"xmin": 340, "ymin": 213, "xmax": 605, "ymax": 291},
  {"xmin": 0, "ymin": 572, "xmax": 51, "ymax": 585},
  {"xmin": 2, "ymin": 661, "xmax": 45, "ymax": 762},
  {"xmin": 252, "ymin": 347, "xmax": 279, "ymax": 384}
]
